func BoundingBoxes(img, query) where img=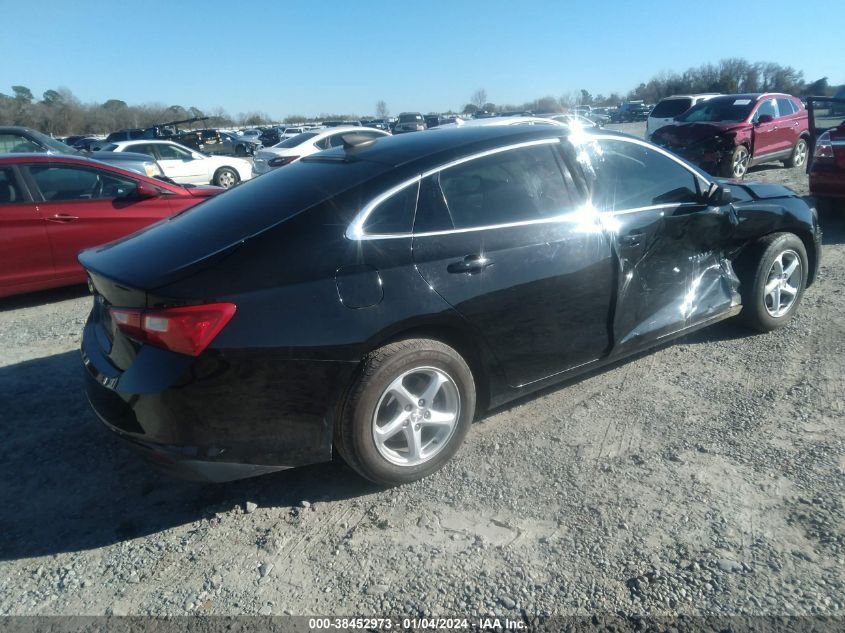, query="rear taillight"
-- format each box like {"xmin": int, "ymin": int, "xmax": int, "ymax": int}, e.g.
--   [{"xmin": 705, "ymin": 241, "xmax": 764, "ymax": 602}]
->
[
  {"xmin": 813, "ymin": 132, "xmax": 834, "ymax": 161},
  {"xmin": 109, "ymin": 303, "xmax": 236, "ymax": 357},
  {"xmin": 268, "ymin": 155, "xmax": 298, "ymax": 167}
]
